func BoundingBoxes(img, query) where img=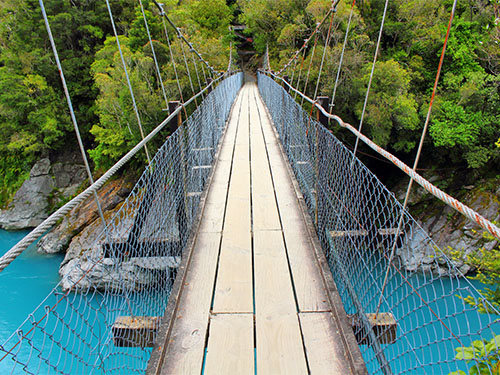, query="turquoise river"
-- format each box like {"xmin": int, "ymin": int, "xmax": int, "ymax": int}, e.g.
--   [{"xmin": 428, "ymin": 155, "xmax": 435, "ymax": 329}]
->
[{"xmin": 0, "ymin": 229, "xmax": 498, "ymax": 374}]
